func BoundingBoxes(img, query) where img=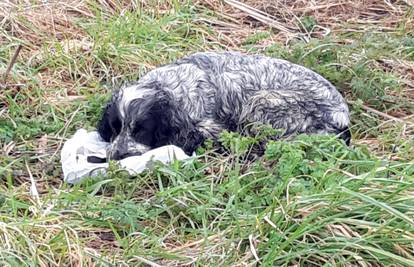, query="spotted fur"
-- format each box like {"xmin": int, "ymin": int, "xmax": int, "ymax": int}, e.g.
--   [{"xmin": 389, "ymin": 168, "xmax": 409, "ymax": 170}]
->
[{"xmin": 97, "ymin": 51, "xmax": 350, "ymax": 160}]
